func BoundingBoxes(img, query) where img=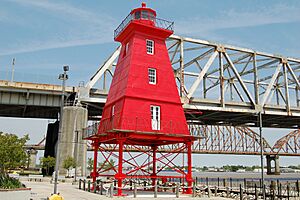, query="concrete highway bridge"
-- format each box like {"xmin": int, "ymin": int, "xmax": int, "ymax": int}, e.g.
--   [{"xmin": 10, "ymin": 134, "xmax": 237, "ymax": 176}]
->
[{"xmin": 1, "ymin": 35, "xmax": 299, "ymax": 174}]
